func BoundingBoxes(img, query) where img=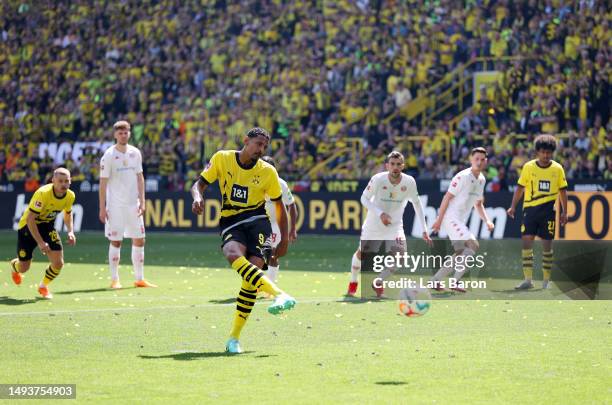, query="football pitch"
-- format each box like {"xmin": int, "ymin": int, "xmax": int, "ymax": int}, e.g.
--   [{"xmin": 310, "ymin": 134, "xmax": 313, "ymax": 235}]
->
[{"xmin": 0, "ymin": 231, "xmax": 609, "ymax": 404}]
